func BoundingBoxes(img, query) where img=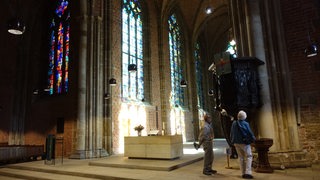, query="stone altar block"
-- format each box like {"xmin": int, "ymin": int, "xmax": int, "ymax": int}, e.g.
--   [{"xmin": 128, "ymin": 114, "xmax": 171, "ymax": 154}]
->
[{"xmin": 124, "ymin": 135, "xmax": 183, "ymax": 159}]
